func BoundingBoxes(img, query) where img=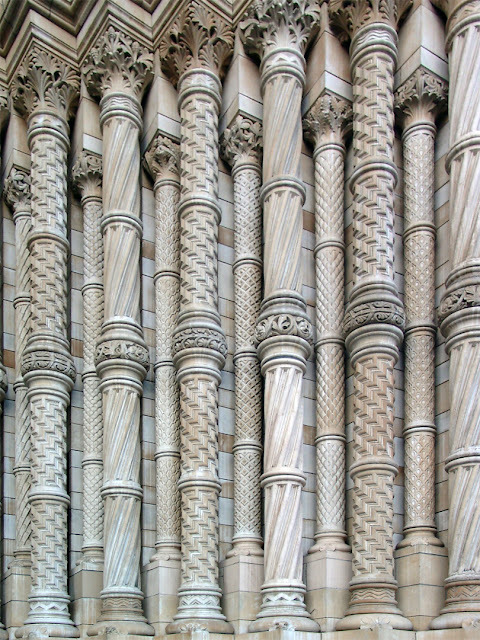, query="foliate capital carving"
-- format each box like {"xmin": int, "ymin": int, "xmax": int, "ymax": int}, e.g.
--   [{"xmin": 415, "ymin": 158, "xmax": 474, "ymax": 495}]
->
[
  {"xmin": 343, "ymin": 300, "xmax": 405, "ymax": 335},
  {"xmin": 72, "ymin": 152, "xmax": 102, "ymax": 199},
  {"xmin": 11, "ymin": 48, "xmax": 79, "ymax": 121},
  {"xmin": 255, "ymin": 313, "xmax": 314, "ymax": 346},
  {"xmin": 172, "ymin": 327, "xmax": 228, "ymax": 358},
  {"xmin": 21, "ymin": 350, "xmax": 76, "ymax": 382},
  {"xmin": 438, "ymin": 285, "xmax": 480, "ymax": 324},
  {"xmin": 220, "ymin": 115, "xmax": 262, "ymax": 169},
  {"xmin": 143, "ymin": 134, "xmax": 180, "ymax": 182},
  {"xmin": 328, "ymin": 0, "xmax": 412, "ymax": 40},
  {"xmin": 83, "ymin": 26, "xmax": 153, "ymax": 100},
  {"xmin": 159, "ymin": 2, "xmax": 234, "ymax": 87},
  {"xmin": 303, "ymin": 92, "xmax": 352, "ymax": 147},
  {"xmin": 4, "ymin": 167, "xmax": 31, "ymax": 212},
  {"xmin": 395, "ymin": 68, "xmax": 448, "ymax": 126},
  {"xmin": 0, "ymin": 86, "xmax": 9, "ymax": 129},
  {"xmin": 95, "ymin": 339, "xmax": 150, "ymax": 371},
  {"xmin": 240, "ymin": 0, "xmax": 321, "ymax": 60}
]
